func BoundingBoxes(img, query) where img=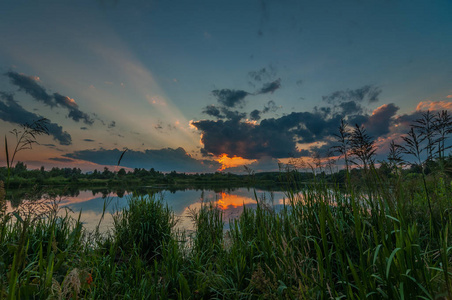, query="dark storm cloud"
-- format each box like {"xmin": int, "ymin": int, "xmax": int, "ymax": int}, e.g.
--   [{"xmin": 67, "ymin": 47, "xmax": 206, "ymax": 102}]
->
[
  {"xmin": 261, "ymin": 112, "xmax": 343, "ymax": 144},
  {"xmin": 49, "ymin": 157, "xmax": 74, "ymax": 163},
  {"xmin": 248, "ymin": 100, "xmax": 280, "ymax": 121},
  {"xmin": 256, "ymin": 78, "xmax": 281, "ymax": 94},
  {"xmin": 193, "ymin": 102, "xmax": 400, "ymax": 160},
  {"xmin": 0, "ymin": 92, "xmax": 72, "ymax": 145},
  {"xmin": 212, "ymin": 89, "xmax": 249, "ymax": 108},
  {"xmin": 202, "ymin": 104, "xmax": 247, "ymax": 121},
  {"xmin": 364, "ymin": 104, "xmax": 399, "ymax": 137},
  {"xmin": 191, "ymin": 118, "xmax": 300, "ymax": 159},
  {"xmin": 250, "ymin": 109, "xmax": 261, "ymax": 121},
  {"xmin": 6, "ymin": 71, "xmax": 94, "ymax": 125},
  {"xmin": 313, "ymin": 106, "xmax": 332, "ymax": 119},
  {"xmin": 200, "ymin": 148, "xmax": 214, "ymax": 157},
  {"xmin": 322, "ymin": 85, "xmax": 382, "ymax": 104},
  {"xmin": 221, "ymin": 107, "xmax": 247, "ymax": 121},
  {"xmin": 339, "ymin": 101, "xmax": 363, "ymax": 115},
  {"xmin": 202, "ymin": 105, "xmax": 224, "ymax": 118},
  {"xmin": 5, "ymin": 71, "xmax": 54, "ymax": 106},
  {"xmin": 64, "ymin": 147, "xmax": 221, "ymax": 172}
]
